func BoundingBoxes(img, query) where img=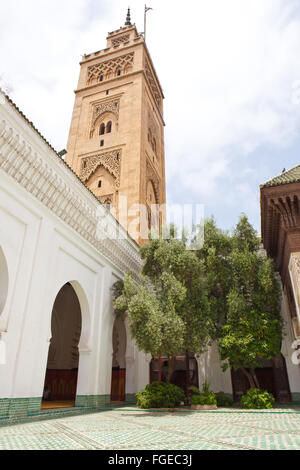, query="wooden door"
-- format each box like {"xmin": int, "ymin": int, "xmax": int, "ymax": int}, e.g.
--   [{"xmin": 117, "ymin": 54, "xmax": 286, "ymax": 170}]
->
[{"xmin": 111, "ymin": 368, "xmax": 126, "ymax": 401}]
